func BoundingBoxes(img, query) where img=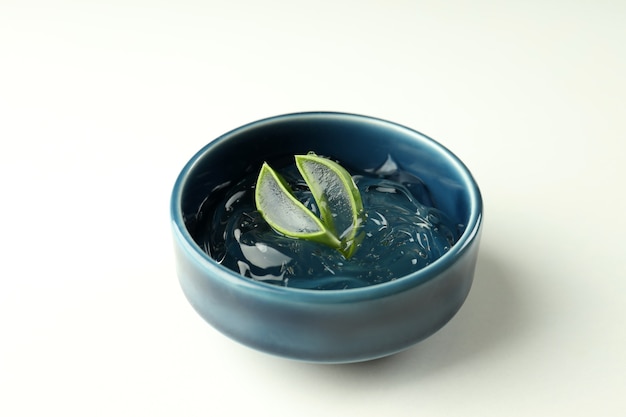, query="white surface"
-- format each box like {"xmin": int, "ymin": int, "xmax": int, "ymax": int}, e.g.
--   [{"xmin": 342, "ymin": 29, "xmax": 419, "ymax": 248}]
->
[{"xmin": 1, "ymin": 1, "xmax": 625, "ymax": 416}]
